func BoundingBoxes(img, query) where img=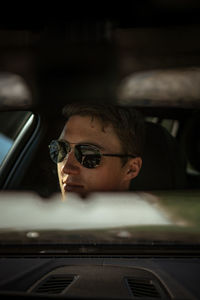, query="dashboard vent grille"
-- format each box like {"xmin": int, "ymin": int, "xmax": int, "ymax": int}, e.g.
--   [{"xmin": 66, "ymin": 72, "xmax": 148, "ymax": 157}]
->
[
  {"xmin": 126, "ymin": 277, "xmax": 161, "ymax": 298},
  {"xmin": 34, "ymin": 275, "xmax": 75, "ymax": 294}
]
